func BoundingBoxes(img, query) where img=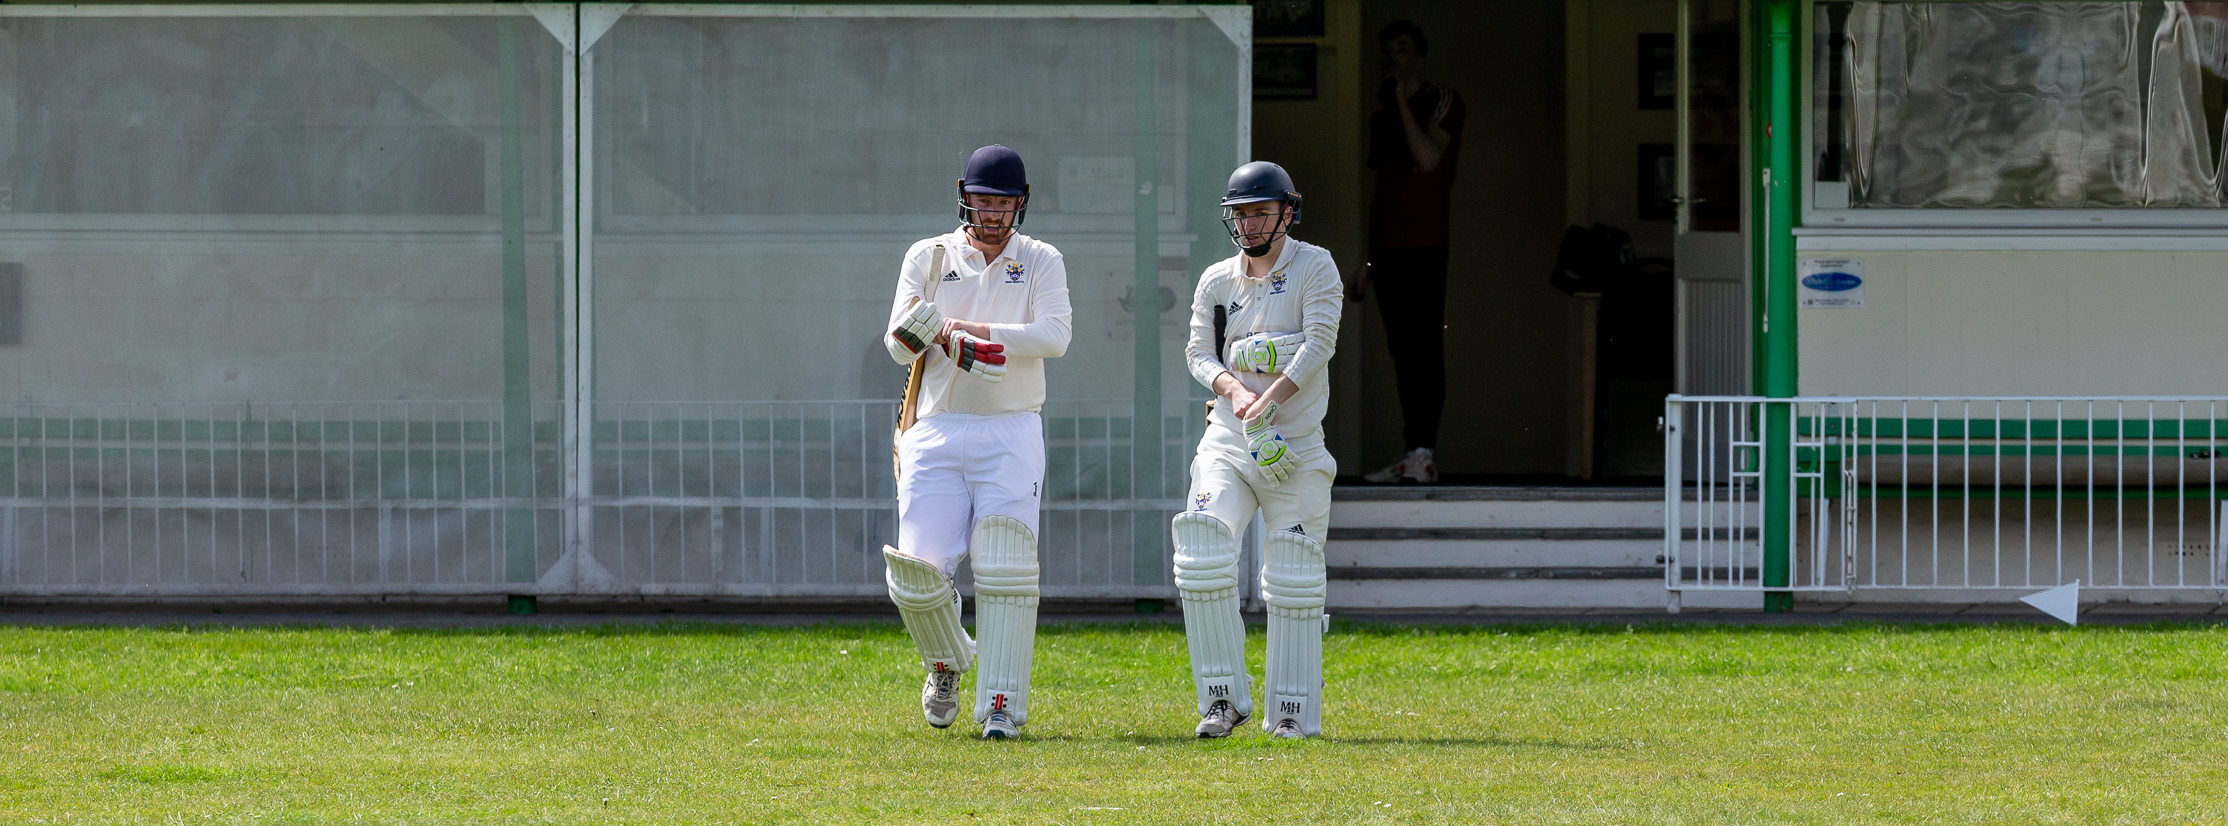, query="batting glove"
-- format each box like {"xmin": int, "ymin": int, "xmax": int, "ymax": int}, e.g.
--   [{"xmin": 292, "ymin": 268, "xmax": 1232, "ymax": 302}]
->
[
  {"xmin": 945, "ymin": 330, "xmax": 1008, "ymax": 383},
  {"xmin": 1243, "ymin": 400, "xmax": 1291, "ymax": 488},
  {"xmin": 1226, "ymin": 332, "xmax": 1307, "ymax": 374},
  {"xmin": 890, "ymin": 296, "xmax": 945, "ymax": 360}
]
